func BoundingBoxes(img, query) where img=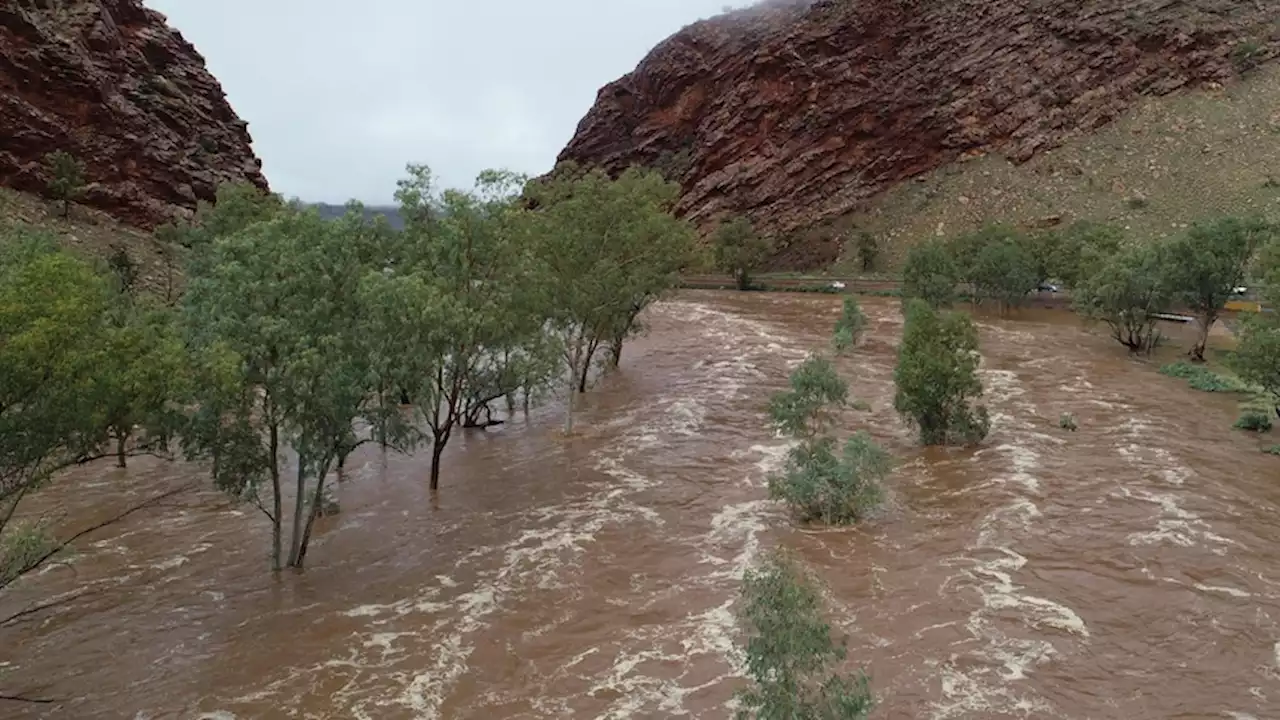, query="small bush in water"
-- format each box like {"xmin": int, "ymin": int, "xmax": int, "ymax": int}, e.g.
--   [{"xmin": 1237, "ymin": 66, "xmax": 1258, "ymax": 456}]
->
[
  {"xmin": 768, "ymin": 355, "xmax": 848, "ymax": 438},
  {"xmin": 1235, "ymin": 409, "xmax": 1274, "ymax": 432},
  {"xmin": 1059, "ymin": 413, "xmax": 1078, "ymax": 431},
  {"xmin": 1264, "ymin": 444, "xmax": 1280, "ymax": 456},
  {"xmin": 769, "ymin": 432, "xmax": 892, "ymax": 525},
  {"xmin": 832, "ymin": 296, "xmax": 868, "ymax": 353},
  {"xmin": 734, "ymin": 550, "xmax": 874, "ymax": 720},
  {"xmin": 893, "ymin": 299, "xmax": 990, "ymax": 446}
]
